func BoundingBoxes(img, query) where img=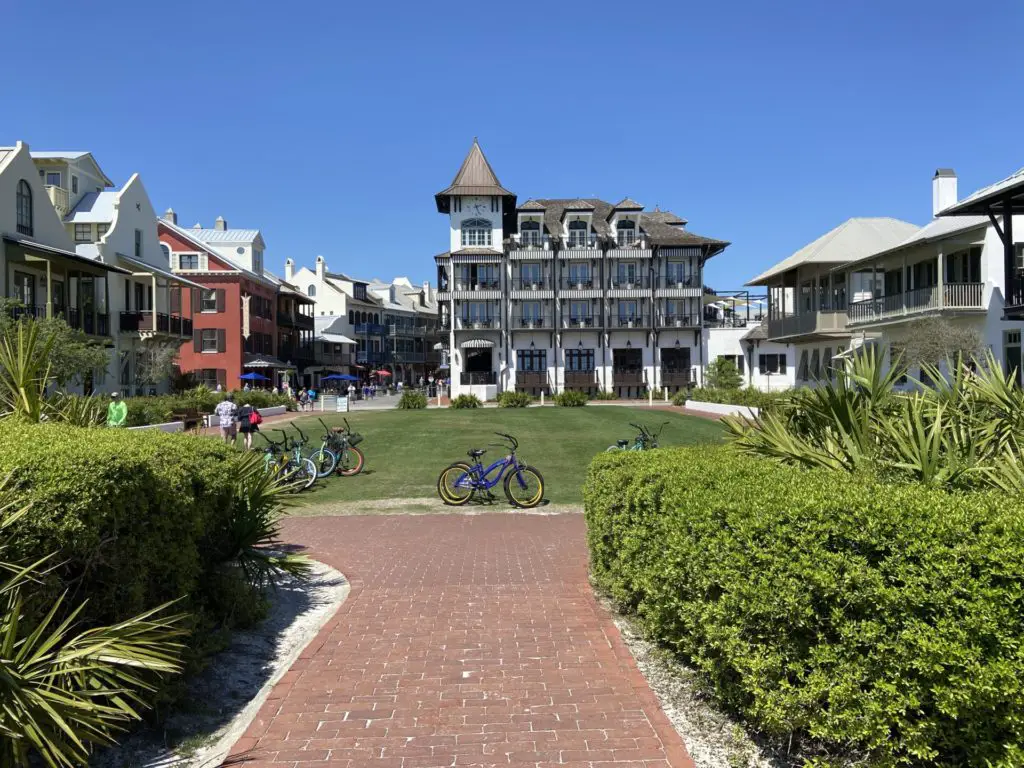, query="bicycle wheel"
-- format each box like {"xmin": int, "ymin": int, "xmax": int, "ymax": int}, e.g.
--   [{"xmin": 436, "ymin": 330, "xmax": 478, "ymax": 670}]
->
[
  {"xmin": 309, "ymin": 447, "xmax": 338, "ymax": 478},
  {"xmin": 605, "ymin": 445, "xmax": 622, "ymax": 452},
  {"xmin": 438, "ymin": 462, "xmax": 473, "ymax": 506},
  {"xmin": 337, "ymin": 445, "xmax": 365, "ymax": 476},
  {"xmin": 300, "ymin": 458, "xmax": 318, "ymax": 490},
  {"xmin": 504, "ymin": 465, "xmax": 545, "ymax": 508}
]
